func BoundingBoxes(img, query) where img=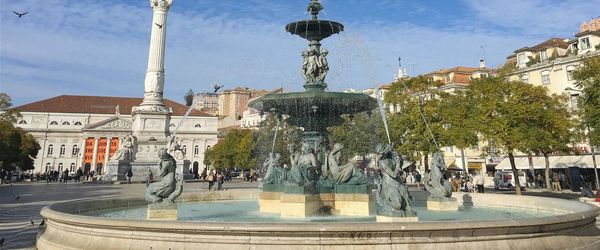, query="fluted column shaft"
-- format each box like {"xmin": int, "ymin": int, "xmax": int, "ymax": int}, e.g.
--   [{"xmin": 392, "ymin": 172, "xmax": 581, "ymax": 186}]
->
[{"xmin": 141, "ymin": 0, "xmax": 173, "ymax": 107}]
